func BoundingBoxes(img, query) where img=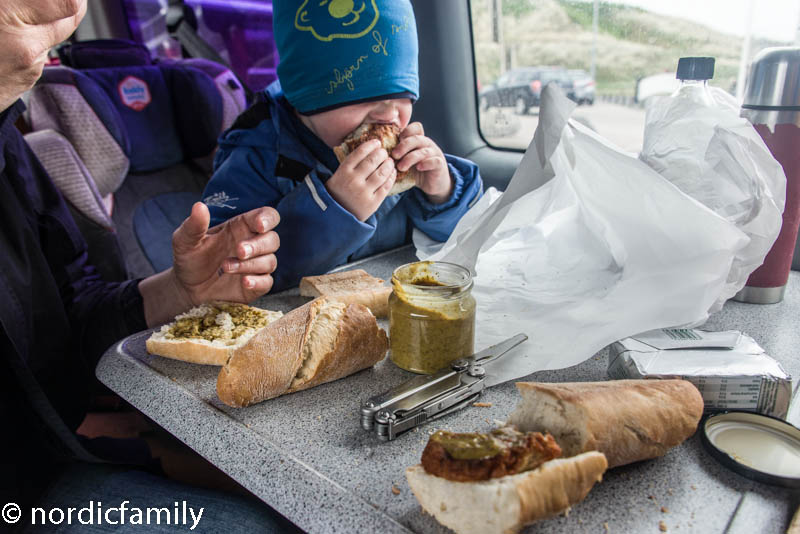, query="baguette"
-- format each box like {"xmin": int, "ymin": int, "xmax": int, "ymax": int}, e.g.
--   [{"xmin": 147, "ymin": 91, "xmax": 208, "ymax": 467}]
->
[
  {"xmin": 406, "ymin": 451, "xmax": 608, "ymax": 534},
  {"xmin": 216, "ymin": 297, "xmax": 388, "ymax": 407},
  {"xmin": 333, "ymin": 122, "xmax": 420, "ymax": 195},
  {"xmin": 507, "ymin": 380, "xmax": 703, "ymax": 468},
  {"xmin": 299, "ymin": 269, "xmax": 391, "ymax": 318},
  {"xmin": 146, "ymin": 302, "xmax": 283, "ymax": 365}
]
